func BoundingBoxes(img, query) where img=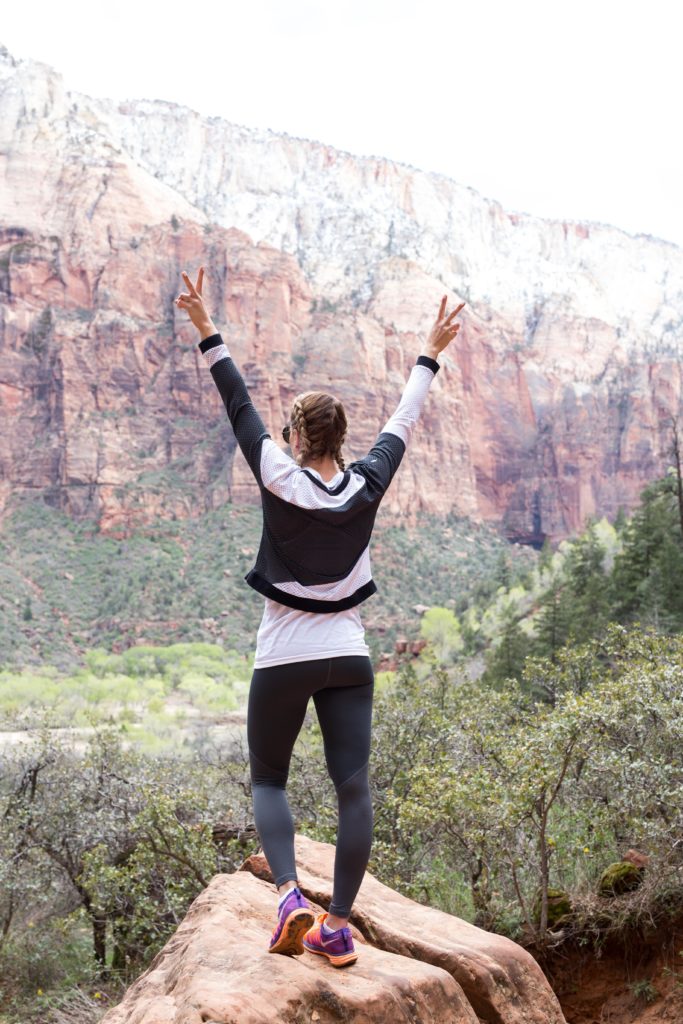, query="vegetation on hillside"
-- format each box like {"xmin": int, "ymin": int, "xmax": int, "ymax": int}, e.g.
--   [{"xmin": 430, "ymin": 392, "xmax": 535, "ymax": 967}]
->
[
  {"xmin": 0, "ymin": 495, "xmax": 533, "ymax": 669},
  {"xmin": 2, "ymin": 625, "xmax": 682, "ymax": 1020},
  {"xmin": 2, "ymin": 470, "xmax": 683, "ymax": 1020},
  {"xmin": 0, "ymin": 643, "xmax": 251, "ymax": 743},
  {"xmin": 409, "ymin": 470, "xmax": 683, "ymax": 686}
]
